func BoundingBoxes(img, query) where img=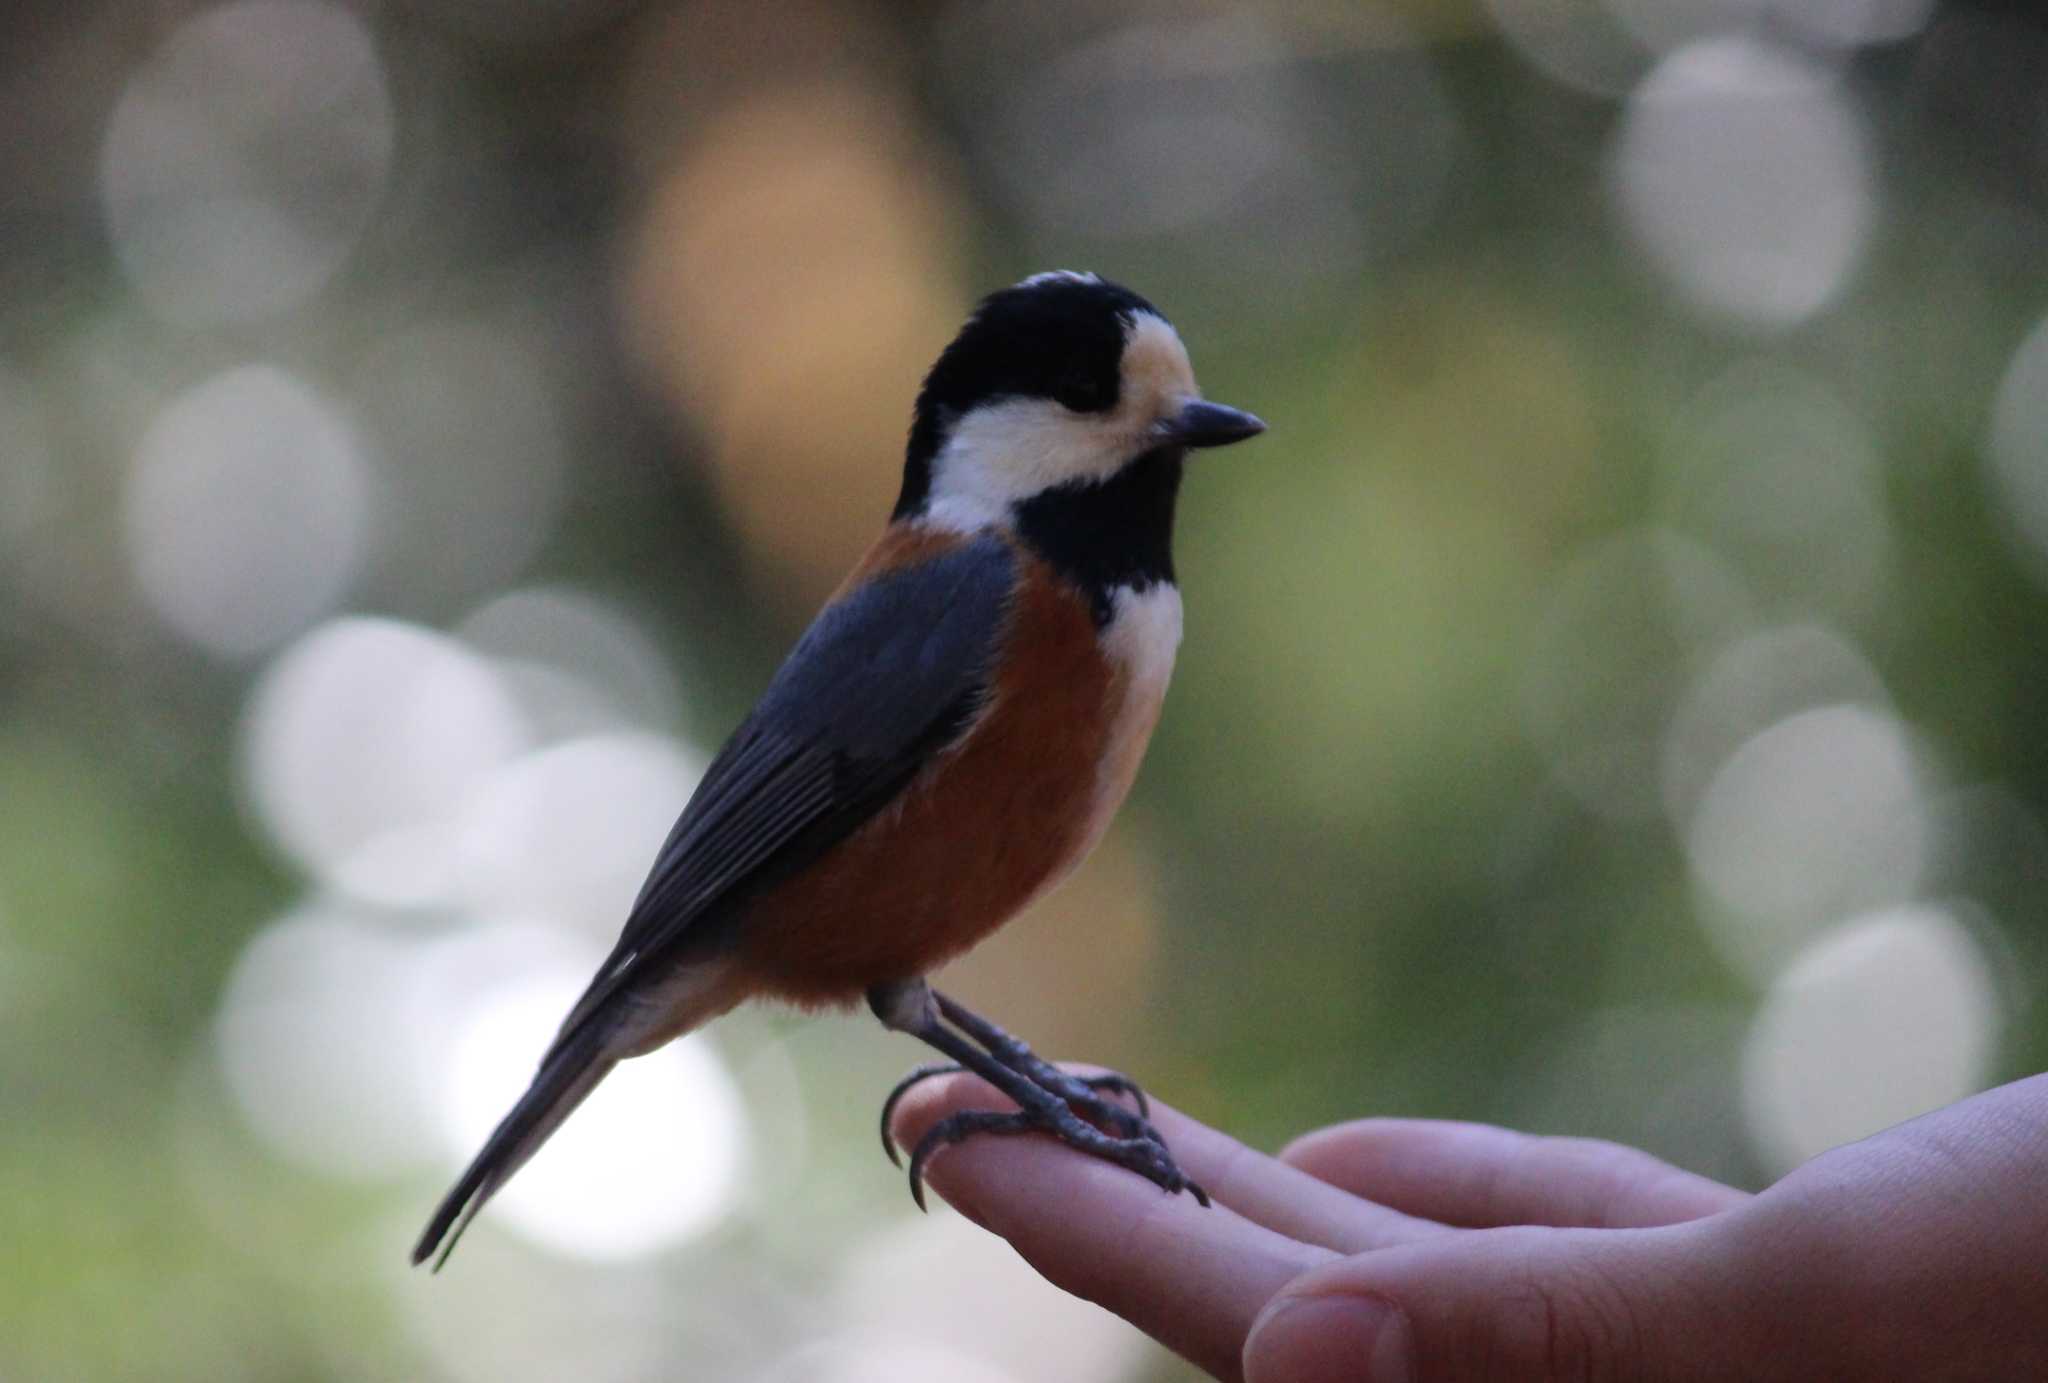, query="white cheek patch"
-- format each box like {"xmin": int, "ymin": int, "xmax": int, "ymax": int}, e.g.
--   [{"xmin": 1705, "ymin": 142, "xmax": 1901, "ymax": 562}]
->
[
  {"xmin": 925, "ymin": 396, "xmax": 1133, "ymax": 530},
  {"xmin": 923, "ymin": 312, "xmax": 1199, "ymax": 534}
]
